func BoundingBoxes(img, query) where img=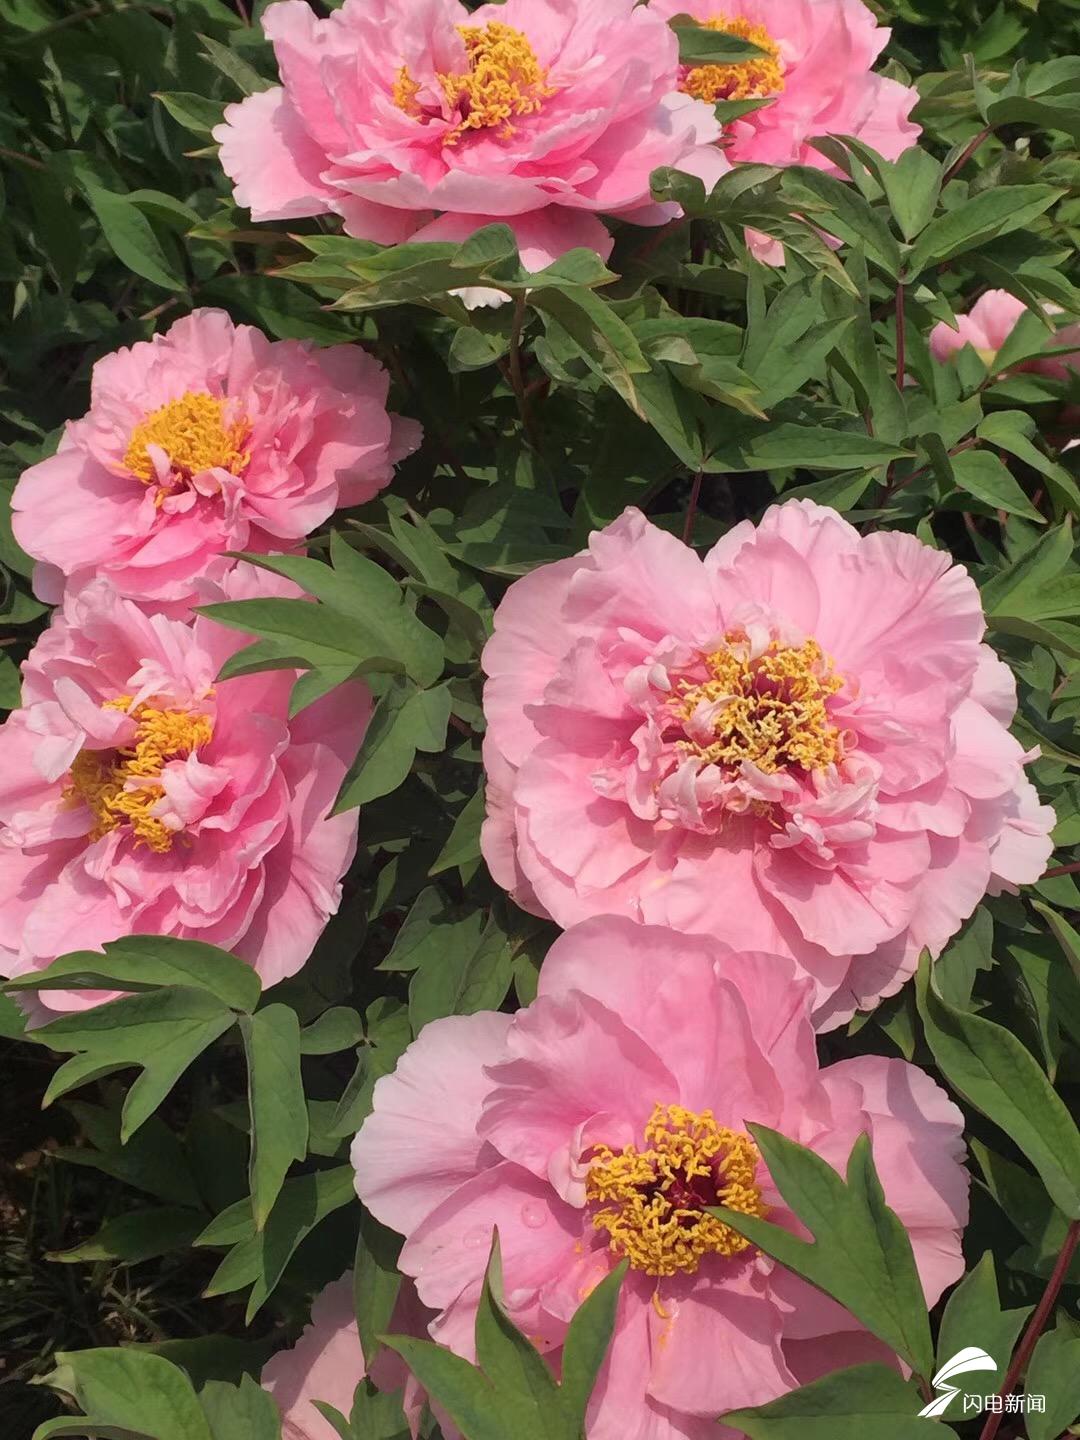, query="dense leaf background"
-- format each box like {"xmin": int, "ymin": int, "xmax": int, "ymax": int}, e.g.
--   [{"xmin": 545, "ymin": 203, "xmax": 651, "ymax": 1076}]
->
[{"xmin": 3, "ymin": 0, "xmax": 1080, "ymax": 1437}]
